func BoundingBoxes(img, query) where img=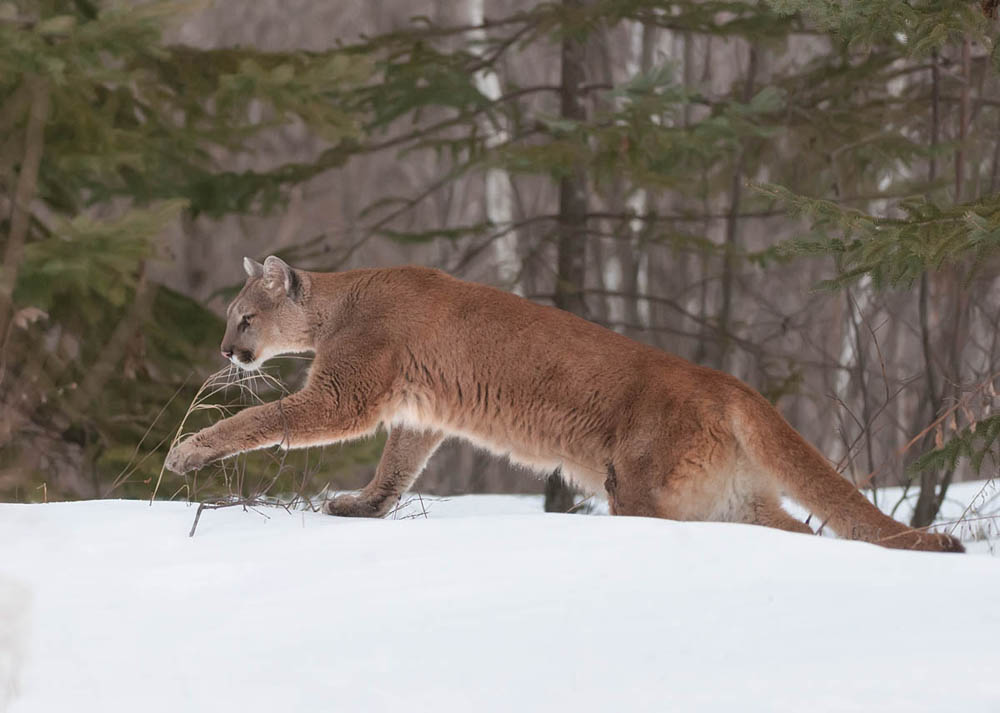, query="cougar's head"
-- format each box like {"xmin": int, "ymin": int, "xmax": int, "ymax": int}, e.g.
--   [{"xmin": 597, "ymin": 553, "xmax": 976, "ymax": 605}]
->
[{"xmin": 220, "ymin": 256, "xmax": 312, "ymax": 370}]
